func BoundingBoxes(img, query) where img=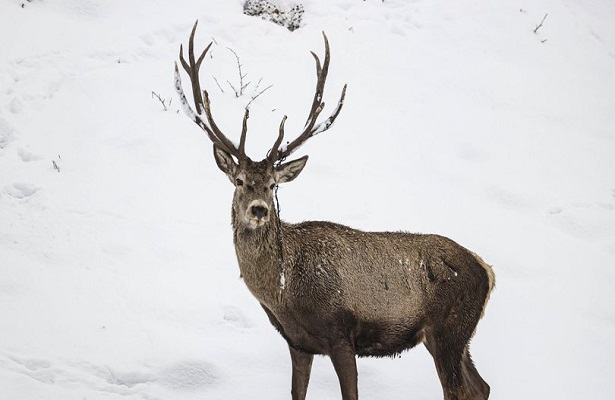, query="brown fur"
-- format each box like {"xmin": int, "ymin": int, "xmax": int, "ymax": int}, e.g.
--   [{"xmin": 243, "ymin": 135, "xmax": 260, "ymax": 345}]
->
[
  {"xmin": 215, "ymin": 151, "xmax": 494, "ymax": 400},
  {"xmin": 175, "ymin": 22, "xmax": 493, "ymax": 399}
]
